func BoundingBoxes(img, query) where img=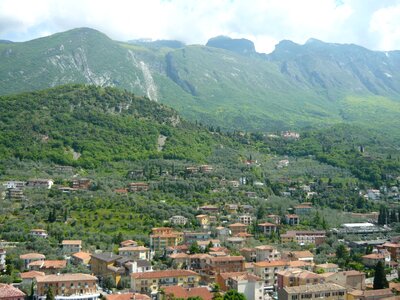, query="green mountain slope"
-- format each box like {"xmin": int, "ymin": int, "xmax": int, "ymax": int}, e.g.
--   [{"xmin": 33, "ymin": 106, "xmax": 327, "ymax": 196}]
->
[
  {"xmin": 1, "ymin": 28, "xmax": 400, "ymax": 133},
  {"xmin": 0, "ymin": 85, "xmax": 216, "ymax": 168}
]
